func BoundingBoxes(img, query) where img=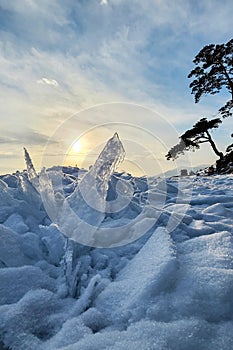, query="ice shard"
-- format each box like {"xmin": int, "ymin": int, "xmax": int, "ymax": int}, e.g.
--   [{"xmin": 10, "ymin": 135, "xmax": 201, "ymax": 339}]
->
[
  {"xmin": 23, "ymin": 147, "xmax": 39, "ymax": 188},
  {"xmin": 69, "ymin": 132, "xmax": 125, "ymax": 211},
  {"xmin": 66, "ymin": 133, "xmax": 125, "ymax": 241},
  {"xmin": 39, "ymin": 133, "xmax": 126, "ymax": 246},
  {"xmin": 89, "ymin": 132, "xmax": 126, "ymax": 197}
]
